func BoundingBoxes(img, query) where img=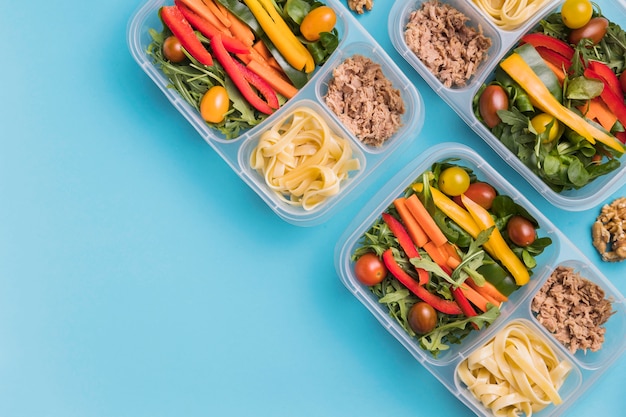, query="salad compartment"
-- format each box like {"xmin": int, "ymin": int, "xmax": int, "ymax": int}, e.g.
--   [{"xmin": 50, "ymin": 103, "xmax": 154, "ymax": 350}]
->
[
  {"xmin": 389, "ymin": 0, "xmax": 626, "ymax": 211},
  {"xmin": 335, "ymin": 143, "xmax": 626, "ymax": 416},
  {"xmin": 128, "ymin": 0, "xmax": 424, "ymax": 226}
]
